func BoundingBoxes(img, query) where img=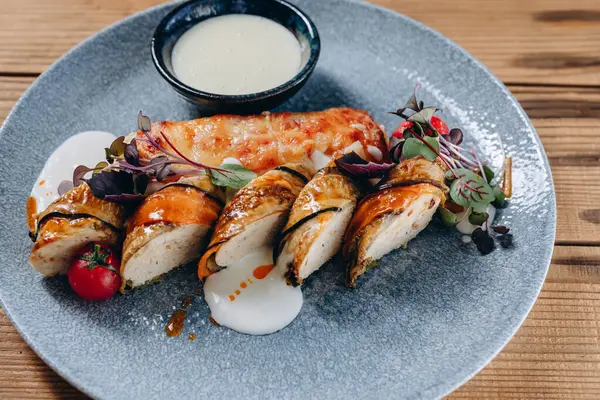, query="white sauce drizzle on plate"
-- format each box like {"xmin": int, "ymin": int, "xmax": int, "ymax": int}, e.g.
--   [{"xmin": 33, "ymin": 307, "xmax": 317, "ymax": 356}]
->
[
  {"xmin": 172, "ymin": 14, "xmax": 302, "ymax": 95},
  {"xmin": 204, "ymin": 246, "xmax": 303, "ymax": 335},
  {"xmin": 31, "ymin": 131, "xmax": 117, "ymax": 213}
]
